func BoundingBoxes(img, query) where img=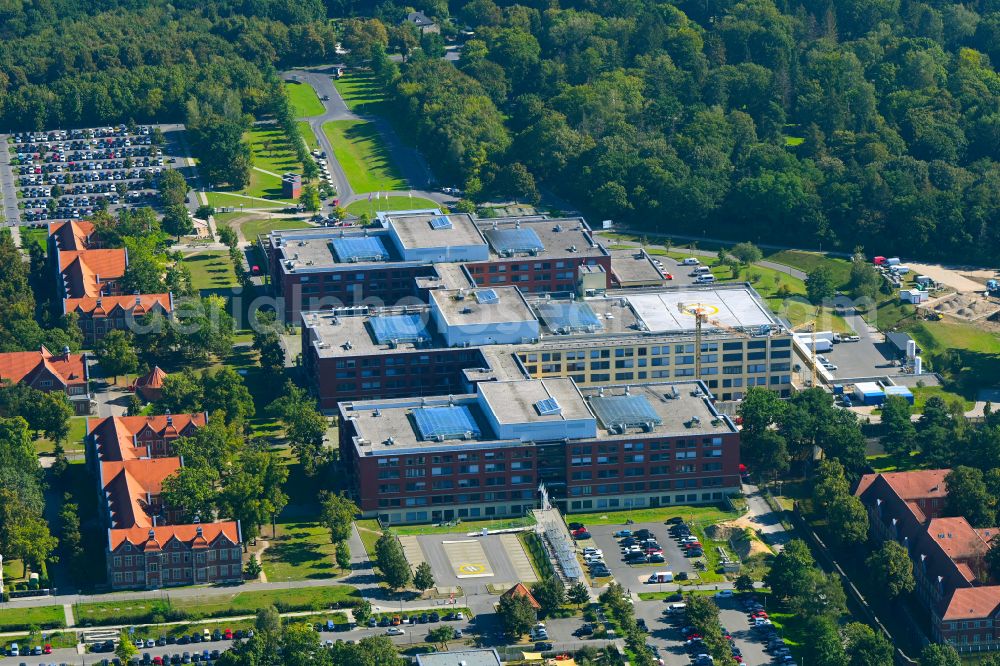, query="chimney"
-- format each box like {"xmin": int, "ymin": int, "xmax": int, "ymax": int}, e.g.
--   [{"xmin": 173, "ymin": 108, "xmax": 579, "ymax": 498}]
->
[
  {"xmin": 196, "ymin": 525, "xmax": 203, "ymax": 537},
  {"xmin": 63, "ymin": 345, "xmax": 71, "ymax": 359},
  {"xmin": 148, "ymin": 528, "xmax": 155, "ymax": 540},
  {"xmin": 194, "ymin": 515, "xmax": 201, "ymax": 524},
  {"xmin": 165, "ymin": 409, "xmax": 172, "ymax": 427}
]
